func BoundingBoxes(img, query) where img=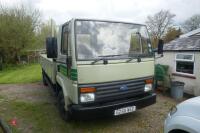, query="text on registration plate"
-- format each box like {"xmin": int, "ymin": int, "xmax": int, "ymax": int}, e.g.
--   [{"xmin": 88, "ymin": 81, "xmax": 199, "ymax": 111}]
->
[{"xmin": 114, "ymin": 106, "xmax": 136, "ymax": 116}]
